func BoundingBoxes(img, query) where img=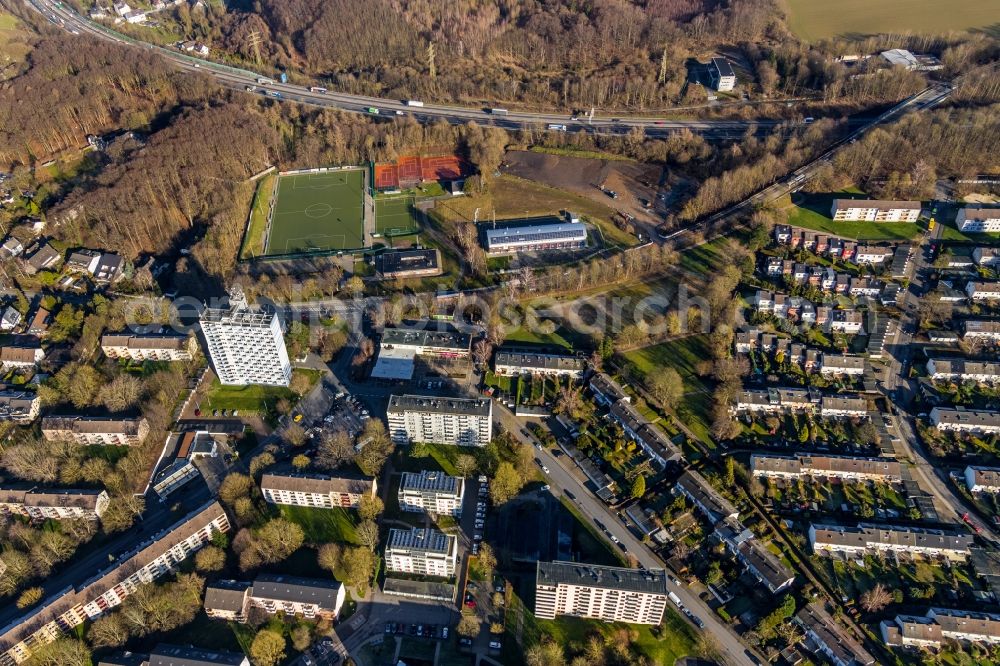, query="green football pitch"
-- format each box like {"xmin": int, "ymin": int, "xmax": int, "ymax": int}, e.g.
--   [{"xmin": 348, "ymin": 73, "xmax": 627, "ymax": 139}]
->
[
  {"xmin": 375, "ymin": 195, "xmax": 421, "ymax": 237},
  {"xmin": 265, "ymin": 170, "xmax": 365, "ymax": 254}
]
